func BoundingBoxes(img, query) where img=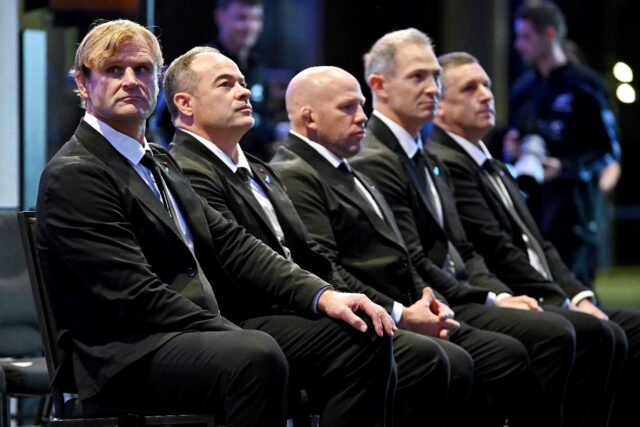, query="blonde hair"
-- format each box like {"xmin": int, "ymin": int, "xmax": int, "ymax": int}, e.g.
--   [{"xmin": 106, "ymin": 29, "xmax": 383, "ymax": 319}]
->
[{"xmin": 70, "ymin": 19, "xmax": 163, "ymax": 107}]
